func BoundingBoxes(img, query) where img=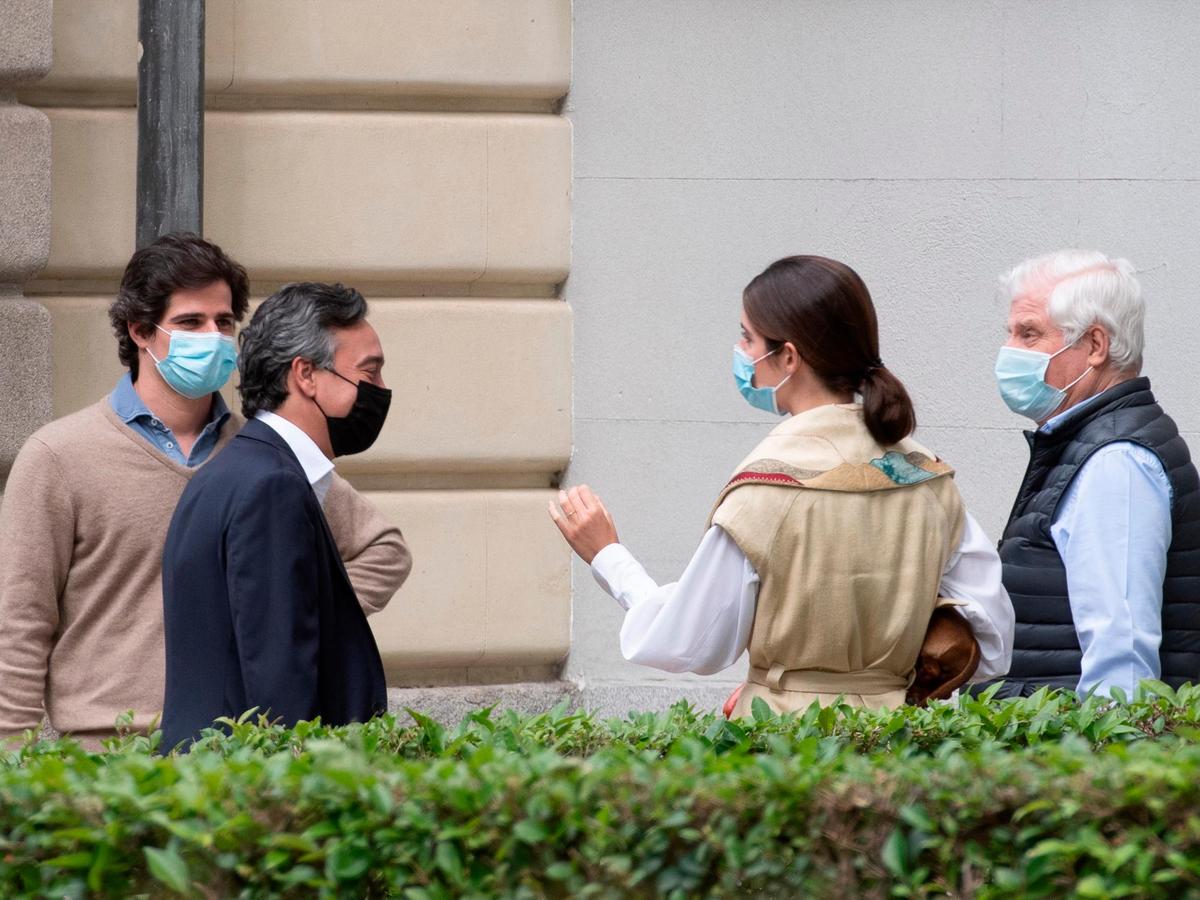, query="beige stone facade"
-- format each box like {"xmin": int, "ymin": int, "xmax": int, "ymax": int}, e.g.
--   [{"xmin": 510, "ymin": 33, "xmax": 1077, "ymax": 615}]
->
[
  {"xmin": 13, "ymin": 0, "xmax": 573, "ymax": 683},
  {"xmin": 0, "ymin": 0, "xmax": 54, "ymax": 475}
]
